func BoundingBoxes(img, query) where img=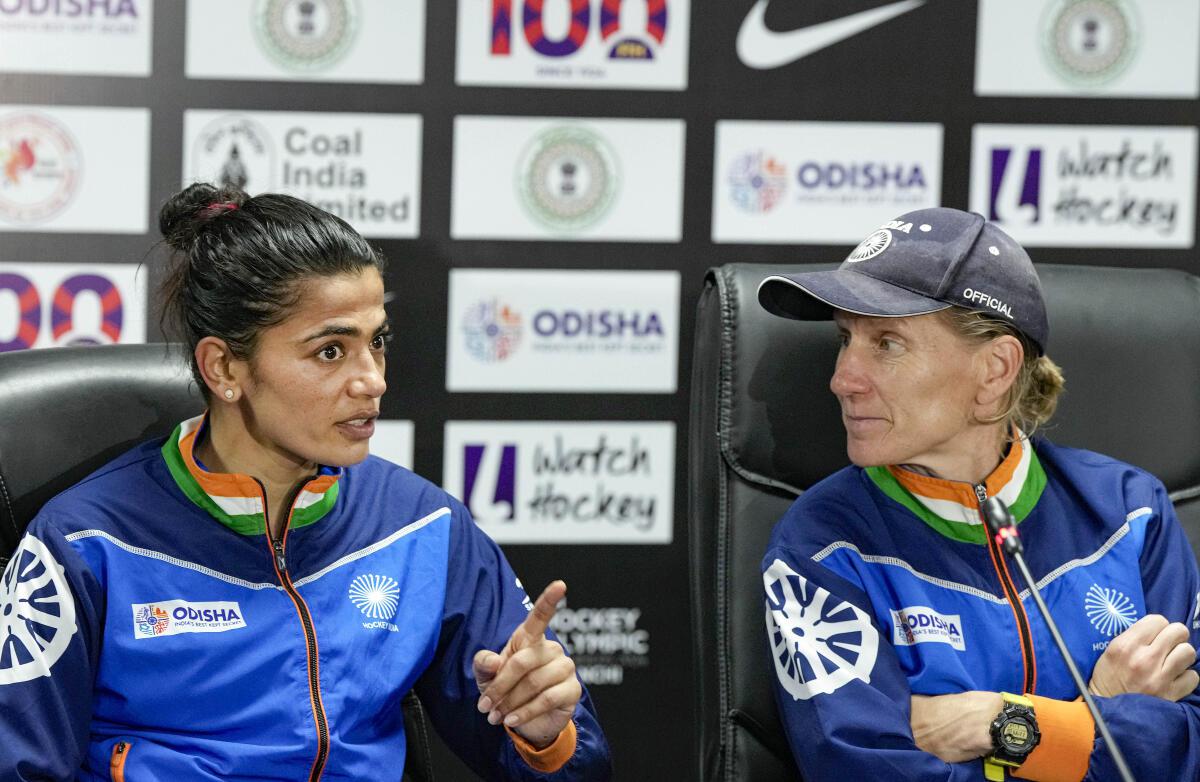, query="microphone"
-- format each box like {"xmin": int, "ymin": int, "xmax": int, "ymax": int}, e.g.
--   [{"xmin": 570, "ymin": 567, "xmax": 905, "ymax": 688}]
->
[{"xmin": 980, "ymin": 497, "xmax": 1135, "ymax": 782}]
